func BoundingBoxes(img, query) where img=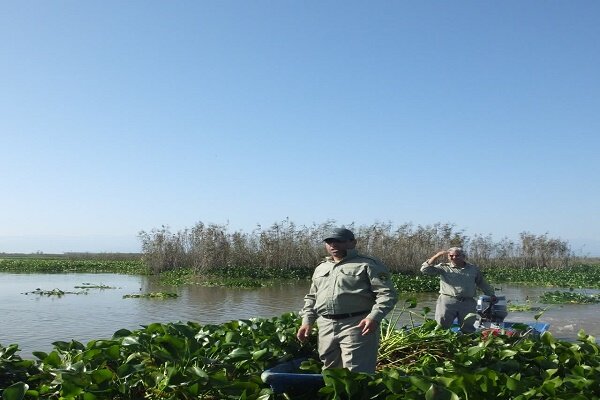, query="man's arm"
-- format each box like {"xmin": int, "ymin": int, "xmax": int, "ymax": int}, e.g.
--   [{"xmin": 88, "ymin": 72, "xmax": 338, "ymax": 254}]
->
[
  {"xmin": 475, "ymin": 269, "xmax": 495, "ymax": 296},
  {"xmin": 297, "ymin": 277, "xmax": 319, "ymax": 342},
  {"xmin": 365, "ymin": 263, "xmax": 398, "ymax": 323},
  {"xmin": 420, "ymin": 250, "xmax": 448, "ymax": 275}
]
